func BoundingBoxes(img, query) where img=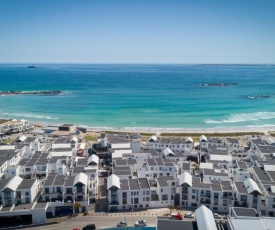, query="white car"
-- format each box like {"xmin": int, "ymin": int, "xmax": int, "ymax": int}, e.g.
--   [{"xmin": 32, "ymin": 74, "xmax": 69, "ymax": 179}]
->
[
  {"xmin": 117, "ymin": 220, "xmax": 127, "ymax": 227},
  {"xmin": 184, "ymin": 212, "xmax": 195, "ymax": 218},
  {"xmin": 213, "ymin": 213, "xmax": 222, "ymax": 219},
  {"xmin": 134, "ymin": 220, "xmax": 147, "ymax": 227}
]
